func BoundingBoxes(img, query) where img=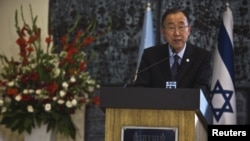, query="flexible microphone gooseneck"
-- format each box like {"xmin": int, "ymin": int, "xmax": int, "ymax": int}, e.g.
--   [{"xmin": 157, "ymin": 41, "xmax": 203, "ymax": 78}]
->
[{"xmin": 123, "ymin": 56, "xmax": 169, "ymax": 88}]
